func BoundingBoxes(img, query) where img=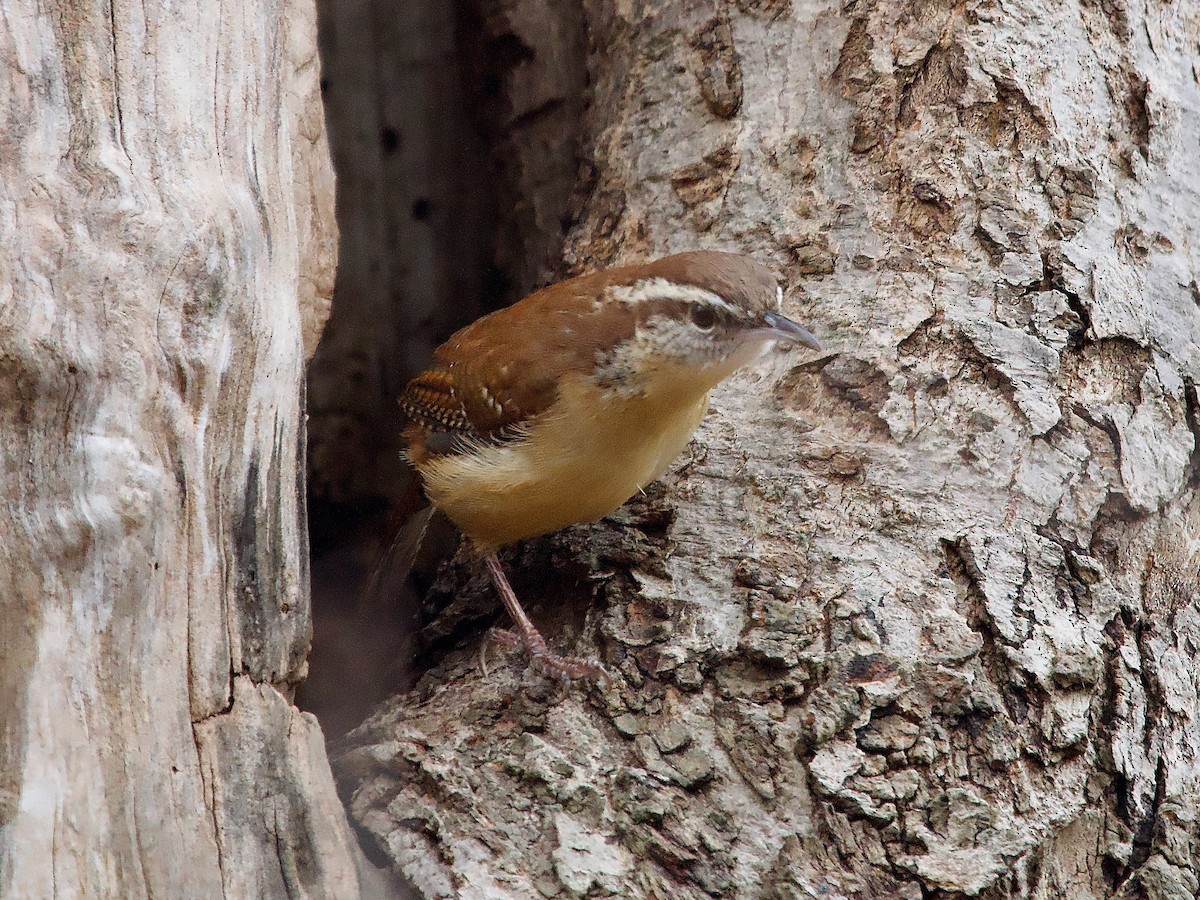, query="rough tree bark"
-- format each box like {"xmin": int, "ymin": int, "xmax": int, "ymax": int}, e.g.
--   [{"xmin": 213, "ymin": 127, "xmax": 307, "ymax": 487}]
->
[
  {"xmin": 337, "ymin": 1, "xmax": 1200, "ymax": 898},
  {"xmin": 0, "ymin": 1, "xmax": 362, "ymax": 896}
]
